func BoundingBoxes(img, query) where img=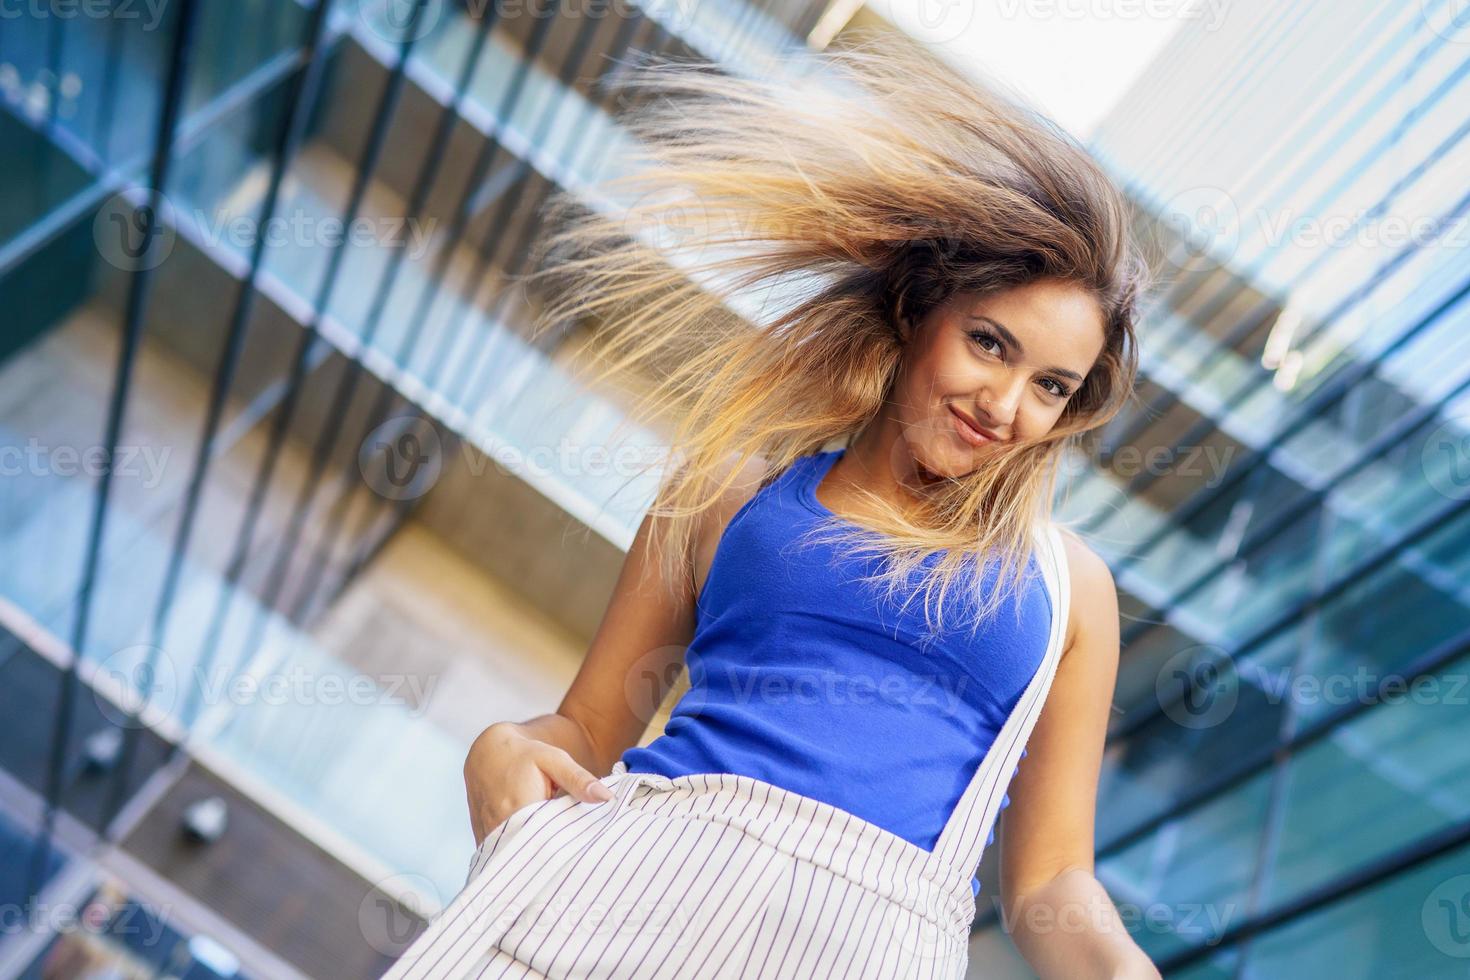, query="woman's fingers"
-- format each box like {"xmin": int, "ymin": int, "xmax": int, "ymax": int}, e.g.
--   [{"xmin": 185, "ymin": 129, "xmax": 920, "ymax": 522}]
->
[
  {"xmin": 461, "ymin": 735, "xmax": 615, "ymax": 849},
  {"xmin": 467, "ymin": 767, "xmax": 552, "ymax": 846},
  {"xmin": 534, "ymin": 745, "xmax": 616, "ymax": 804}
]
